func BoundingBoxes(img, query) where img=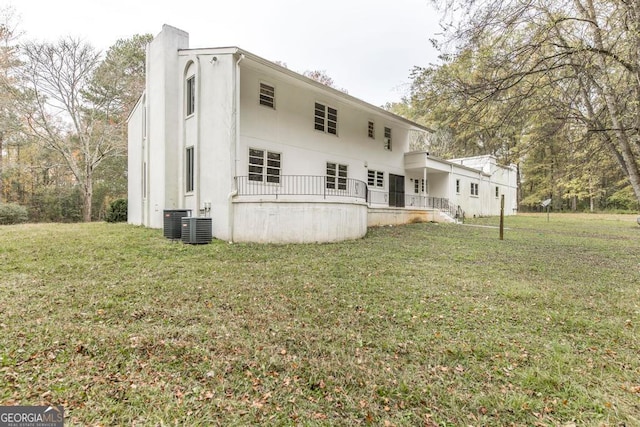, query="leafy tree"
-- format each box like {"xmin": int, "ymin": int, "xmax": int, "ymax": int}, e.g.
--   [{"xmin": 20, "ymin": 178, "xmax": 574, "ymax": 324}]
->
[
  {"xmin": 425, "ymin": 0, "xmax": 640, "ymax": 205},
  {"xmin": 86, "ymin": 34, "xmax": 152, "ymax": 121},
  {"xmin": 85, "ymin": 34, "xmax": 152, "ymax": 213},
  {"xmin": 0, "ymin": 6, "xmax": 24, "ymax": 203}
]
